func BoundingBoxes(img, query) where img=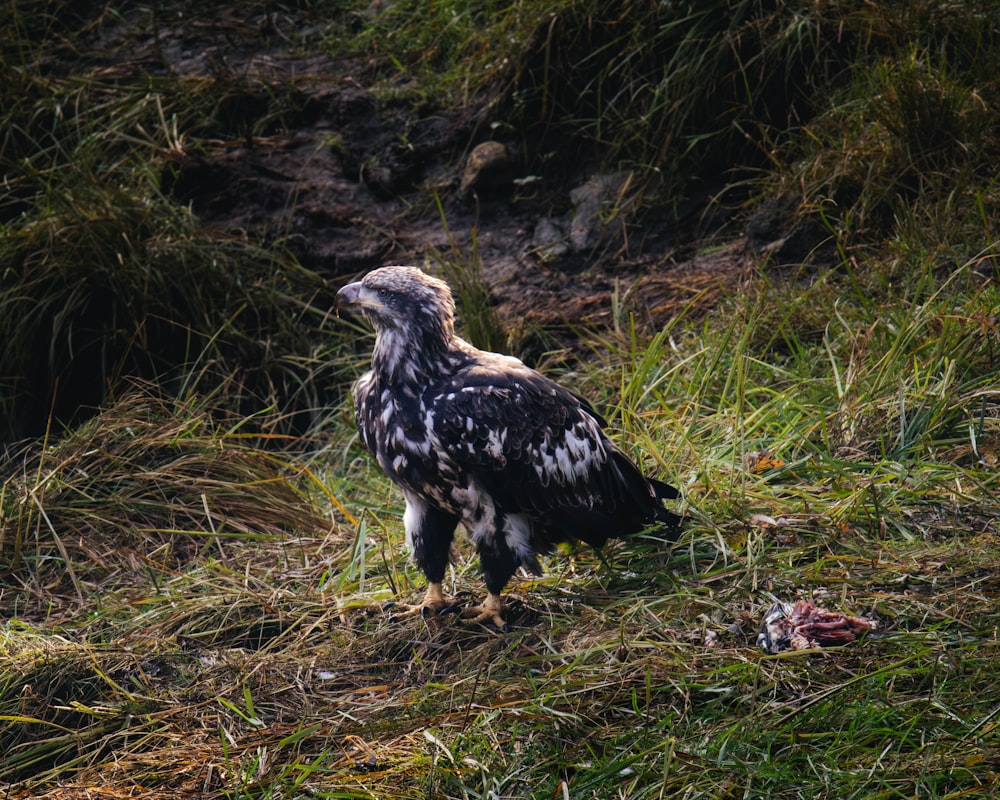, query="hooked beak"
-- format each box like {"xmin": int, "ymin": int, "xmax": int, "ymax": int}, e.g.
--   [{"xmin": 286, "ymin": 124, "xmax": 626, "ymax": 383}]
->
[{"xmin": 334, "ymin": 281, "xmax": 362, "ymax": 318}]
